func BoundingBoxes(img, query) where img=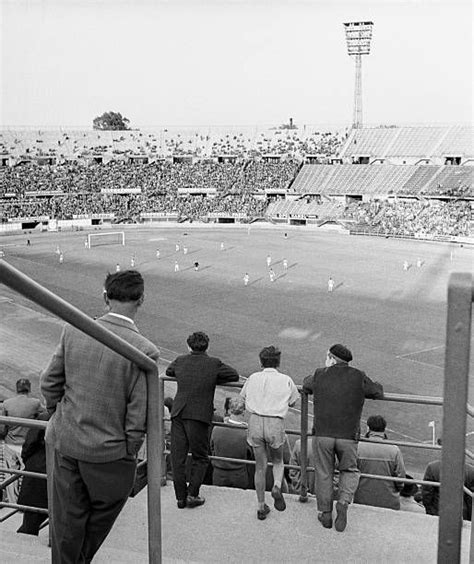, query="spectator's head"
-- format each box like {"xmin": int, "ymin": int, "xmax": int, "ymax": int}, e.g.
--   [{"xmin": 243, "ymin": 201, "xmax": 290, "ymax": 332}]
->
[
  {"xmin": 164, "ymin": 396, "xmax": 174, "ymax": 411},
  {"xmin": 187, "ymin": 331, "xmax": 209, "ymax": 352},
  {"xmin": 259, "ymin": 345, "xmax": 281, "ymax": 368},
  {"xmin": 367, "ymin": 415, "xmax": 387, "ymax": 433},
  {"xmin": 224, "ymin": 396, "xmax": 232, "ymax": 415},
  {"xmin": 326, "ymin": 344, "xmax": 352, "ymax": 366},
  {"xmin": 37, "ymin": 409, "xmax": 51, "ymax": 422},
  {"xmin": 228, "ymin": 397, "xmax": 246, "ymax": 417},
  {"xmin": 104, "ymin": 270, "xmax": 144, "ymax": 304},
  {"xmin": 400, "ymin": 474, "xmax": 419, "ymax": 498},
  {"xmin": 16, "ymin": 378, "xmax": 31, "ymax": 394}
]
